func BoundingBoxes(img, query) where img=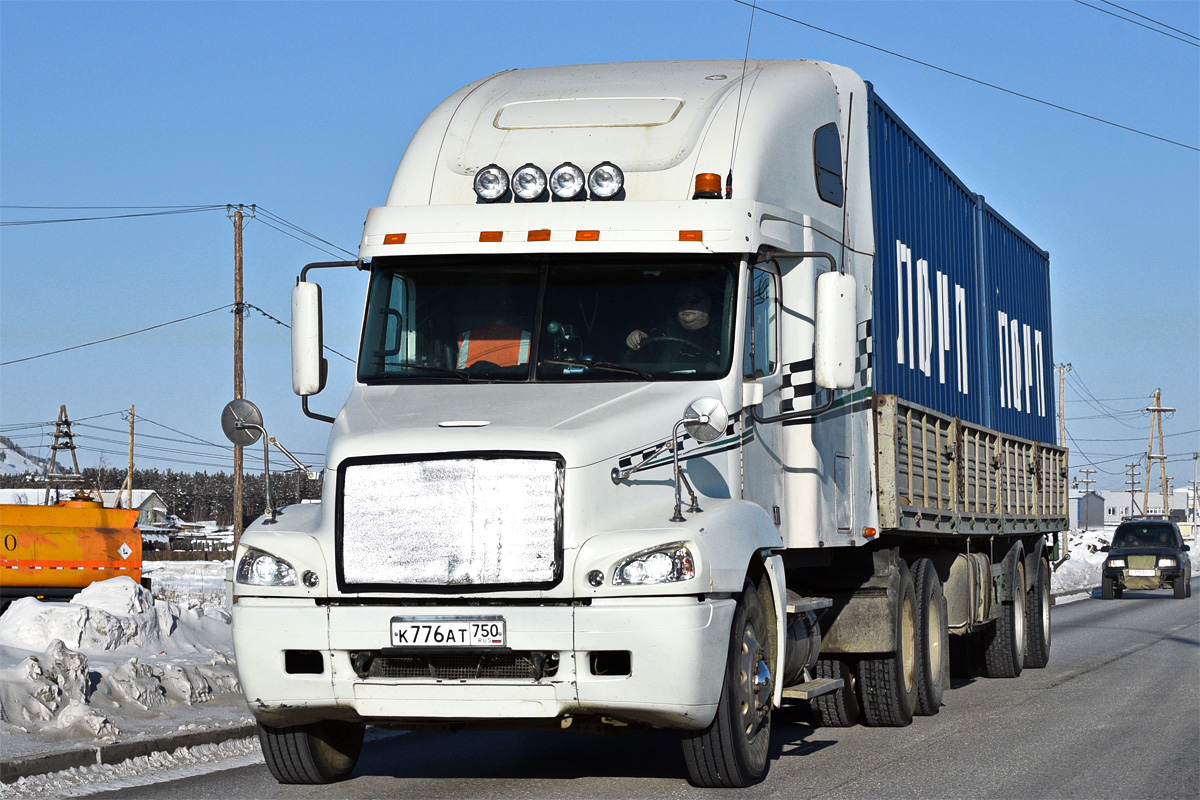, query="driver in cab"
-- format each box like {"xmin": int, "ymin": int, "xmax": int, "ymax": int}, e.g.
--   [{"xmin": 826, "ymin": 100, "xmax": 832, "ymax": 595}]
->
[{"xmin": 624, "ymin": 283, "xmax": 722, "ymax": 366}]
